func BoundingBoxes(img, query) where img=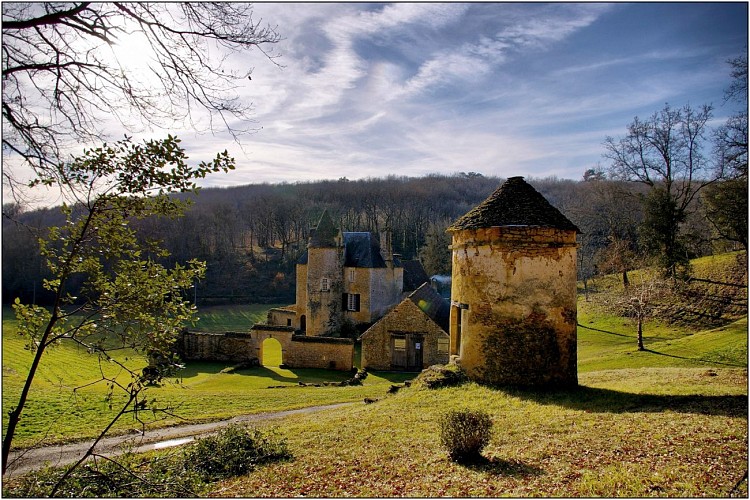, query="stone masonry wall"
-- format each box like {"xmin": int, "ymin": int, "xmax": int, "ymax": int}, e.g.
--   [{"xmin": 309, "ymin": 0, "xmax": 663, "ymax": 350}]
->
[
  {"xmin": 361, "ymin": 299, "xmax": 449, "ymax": 371},
  {"xmin": 450, "ymin": 226, "xmax": 578, "ymax": 387},
  {"xmin": 177, "ymin": 331, "xmax": 256, "ymax": 363},
  {"xmin": 284, "ymin": 335, "xmax": 354, "ymax": 371}
]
